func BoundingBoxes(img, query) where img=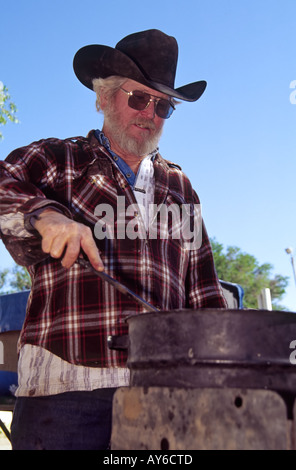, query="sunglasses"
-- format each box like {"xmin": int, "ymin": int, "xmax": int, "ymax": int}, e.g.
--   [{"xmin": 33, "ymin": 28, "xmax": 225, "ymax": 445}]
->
[{"xmin": 120, "ymin": 88, "xmax": 175, "ymax": 119}]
